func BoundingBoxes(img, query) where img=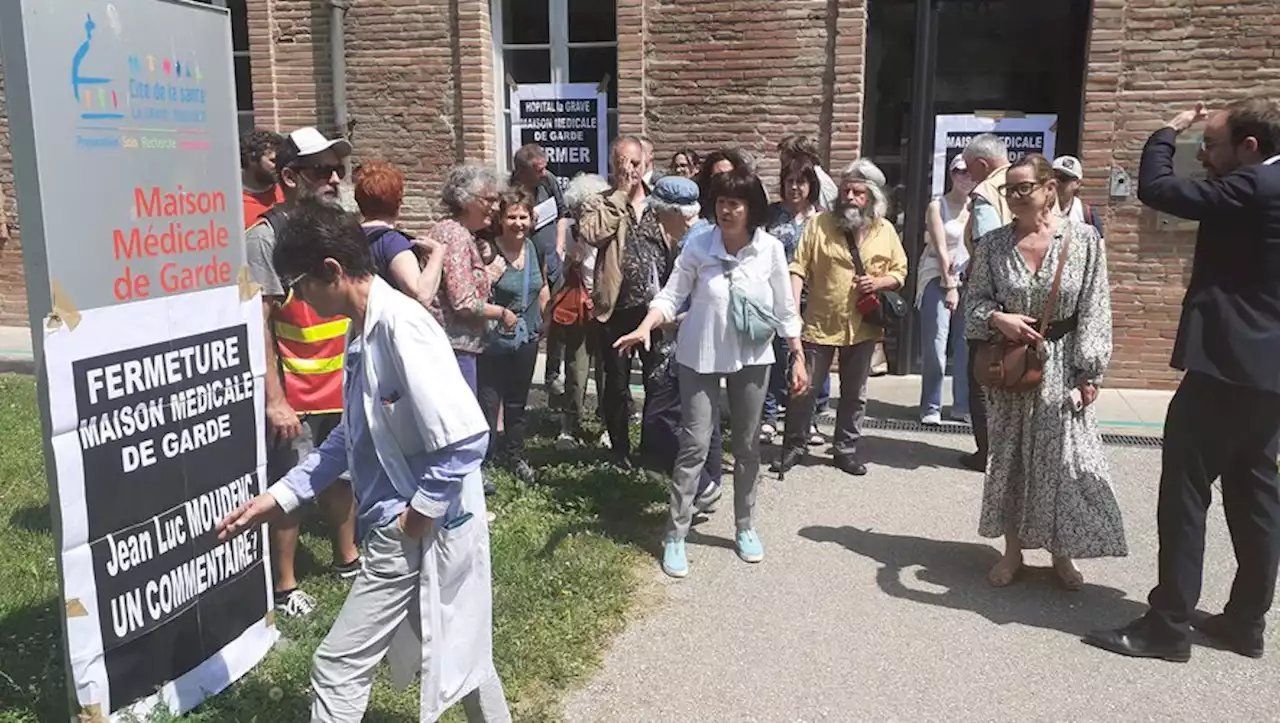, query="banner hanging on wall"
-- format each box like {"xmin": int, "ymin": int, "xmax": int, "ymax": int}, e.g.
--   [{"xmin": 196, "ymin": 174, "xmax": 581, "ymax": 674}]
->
[
  {"xmin": 0, "ymin": 1, "xmax": 275, "ymax": 720},
  {"xmin": 932, "ymin": 113, "xmax": 1059, "ymax": 196},
  {"xmin": 509, "ymin": 83, "xmax": 608, "ymax": 179}
]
